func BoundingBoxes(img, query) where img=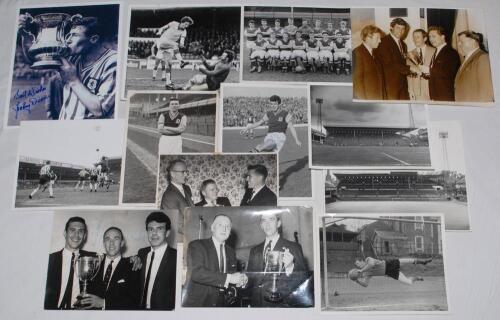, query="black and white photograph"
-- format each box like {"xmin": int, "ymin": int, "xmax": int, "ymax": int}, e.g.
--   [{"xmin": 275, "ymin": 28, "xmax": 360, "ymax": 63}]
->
[
  {"xmin": 310, "ymin": 84, "xmax": 431, "ymax": 169},
  {"xmin": 44, "ymin": 210, "xmax": 179, "ymax": 311},
  {"xmin": 325, "ymin": 121, "xmax": 470, "ymax": 231},
  {"xmin": 125, "ymin": 6, "xmax": 240, "ymax": 94},
  {"xmin": 320, "ymin": 214, "xmax": 448, "ymax": 312},
  {"xmin": 121, "ymin": 91, "xmax": 217, "ymax": 204},
  {"xmin": 242, "ymin": 6, "xmax": 351, "ymax": 82},
  {"xmin": 6, "ymin": 4, "xmax": 120, "ymax": 127},
  {"xmin": 221, "ymin": 84, "xmax": 311, "ymax": 198},
  {"xmin": 157, "ymin": 153, "xmax": 278, "ymax": 212},
  {"xmin": 182, "ymin": 206, "xmax": 314, "ymax": 307},
  {"xmin": 14, "ymin": 120, "xmax": 124, "ymax": 209},
  {"xmin": 351, "ymin": 7, "xmax": 494, "ymax": 105}
]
